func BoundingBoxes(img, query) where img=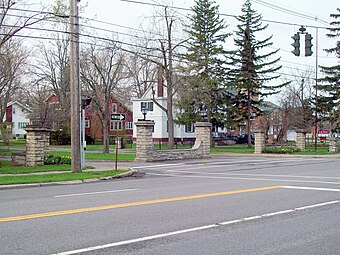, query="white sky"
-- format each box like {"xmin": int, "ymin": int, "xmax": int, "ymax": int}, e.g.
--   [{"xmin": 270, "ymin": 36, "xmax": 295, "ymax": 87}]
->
[
  {"xmin": 22, "ymin": 0, "xmax": 336, "ymax": 103},
  {"xmin": 79, "ymin": 0, "xmax": 338, "ymax": 103}
]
